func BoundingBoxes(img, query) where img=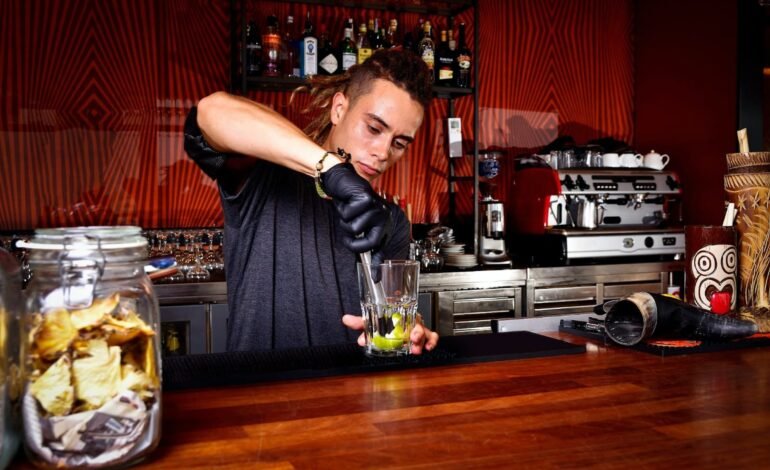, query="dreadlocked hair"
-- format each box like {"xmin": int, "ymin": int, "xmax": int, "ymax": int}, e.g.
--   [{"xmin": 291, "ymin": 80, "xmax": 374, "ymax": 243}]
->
[{"xmin": 293, "ymin": 48, "xmax": 433, "ymax": 144}]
